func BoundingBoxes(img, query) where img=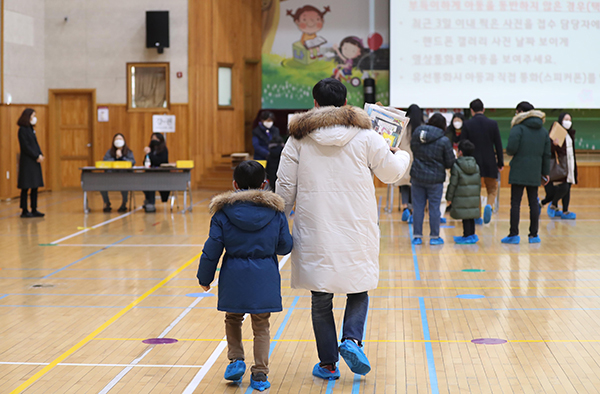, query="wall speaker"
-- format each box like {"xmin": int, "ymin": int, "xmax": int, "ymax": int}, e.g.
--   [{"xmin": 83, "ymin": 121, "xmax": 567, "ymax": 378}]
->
[{"xmin": 146, "ymin": 11, "xmax": 169, "ymax": 54}]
